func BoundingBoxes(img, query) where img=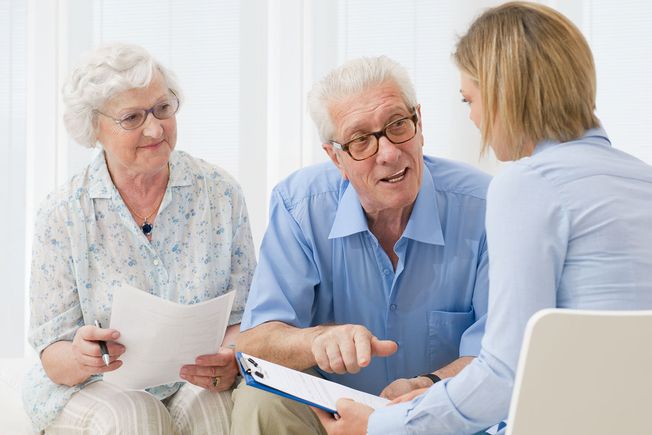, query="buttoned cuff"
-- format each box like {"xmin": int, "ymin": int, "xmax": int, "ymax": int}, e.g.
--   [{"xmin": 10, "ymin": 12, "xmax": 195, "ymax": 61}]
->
[{"xmin": 367, "ymin": 402, "xmax": 412, "ymax": 435}]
